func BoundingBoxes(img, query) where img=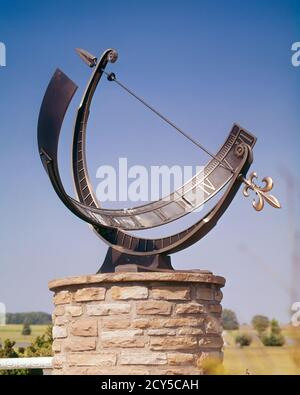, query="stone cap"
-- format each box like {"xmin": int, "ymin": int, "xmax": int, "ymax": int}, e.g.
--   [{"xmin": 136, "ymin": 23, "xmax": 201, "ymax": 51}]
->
[{"xmin": 49, "ymin": 271, "xmax": 226, "ymax": 292}]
